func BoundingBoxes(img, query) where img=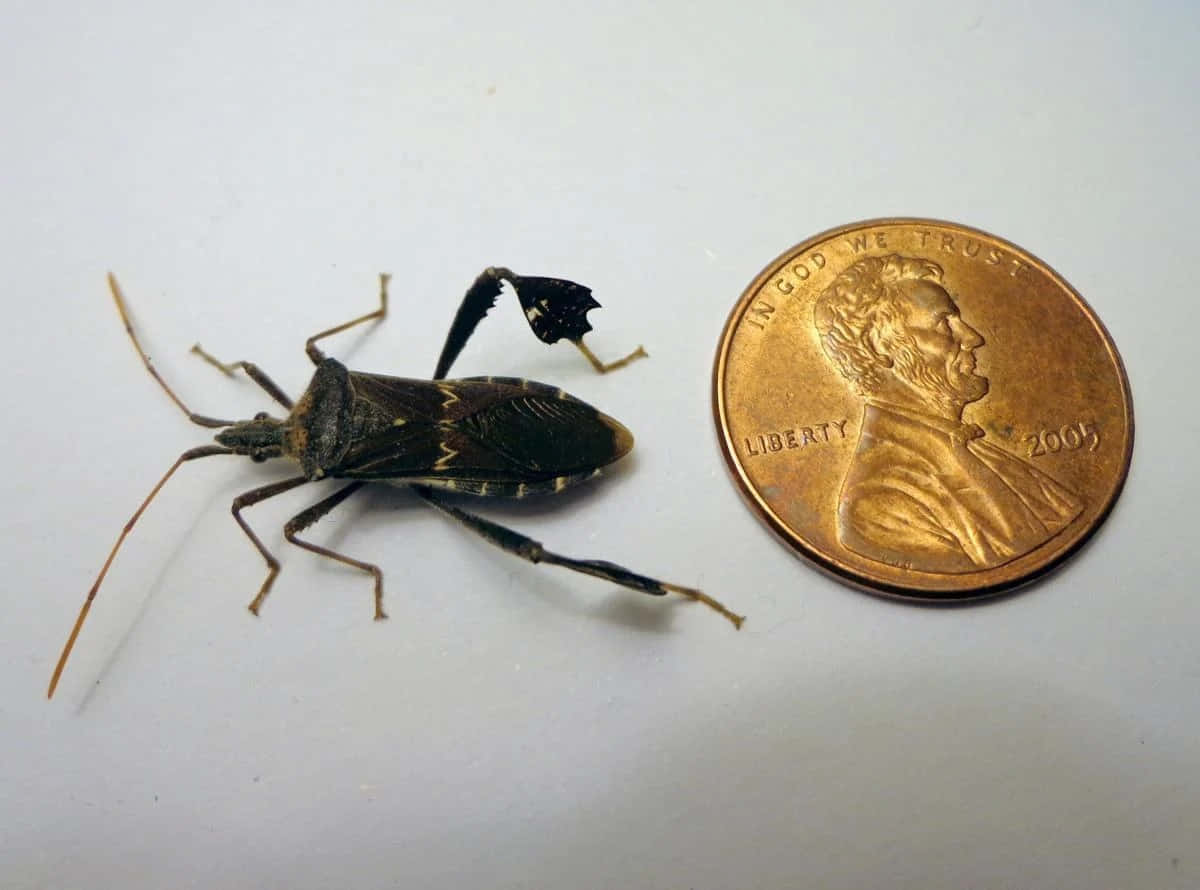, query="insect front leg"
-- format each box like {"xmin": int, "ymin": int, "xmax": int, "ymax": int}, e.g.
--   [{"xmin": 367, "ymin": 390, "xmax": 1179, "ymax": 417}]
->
[
  {"xmin": 282, "ymin": 482, "xmax": 389, "ymax": 620},
  {"xmin": 188, "ymin": 346, "xmax": 295, "ymax": 410},
  {"xmin": 230, "ymin": 476, "xmax": 310, "ymax": 614},
  {"xmin": 418, "ymin": 490, "xmax": 744, "ymax": 628},
  {"xmin": 433, "ymin": 268, "xmax": 647, "ymax": 379}
]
